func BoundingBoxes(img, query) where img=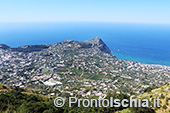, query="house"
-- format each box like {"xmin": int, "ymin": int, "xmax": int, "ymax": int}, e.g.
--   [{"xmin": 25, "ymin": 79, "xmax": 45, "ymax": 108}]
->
[{"xmin": 0, "ymin": 75, "xmax": 3, "ymax": 80}]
